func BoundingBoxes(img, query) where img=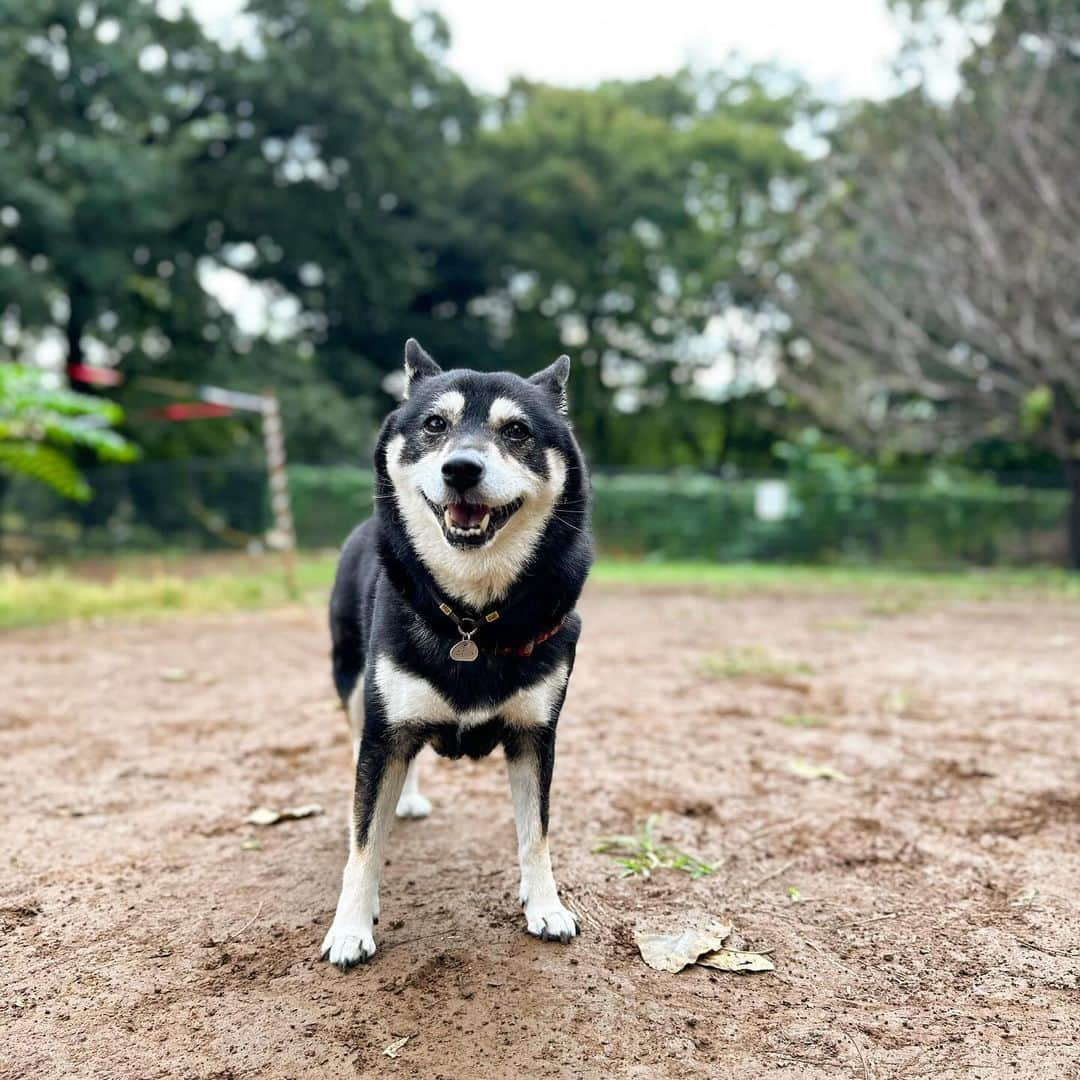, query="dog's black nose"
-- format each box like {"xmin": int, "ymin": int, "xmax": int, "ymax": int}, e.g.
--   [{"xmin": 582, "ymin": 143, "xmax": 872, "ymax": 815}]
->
[{"xmin": 442, "ymin": 453, "xmax": 485, "ymax": 492}]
